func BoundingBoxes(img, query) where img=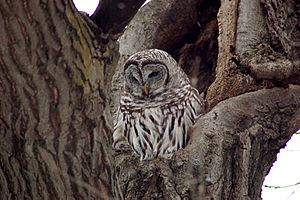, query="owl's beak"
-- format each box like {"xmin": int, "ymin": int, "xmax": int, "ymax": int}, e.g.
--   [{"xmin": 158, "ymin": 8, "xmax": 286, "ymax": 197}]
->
[{"xmin": 143, "ymin": 84, "xmax": 149, "ymax": 95}]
